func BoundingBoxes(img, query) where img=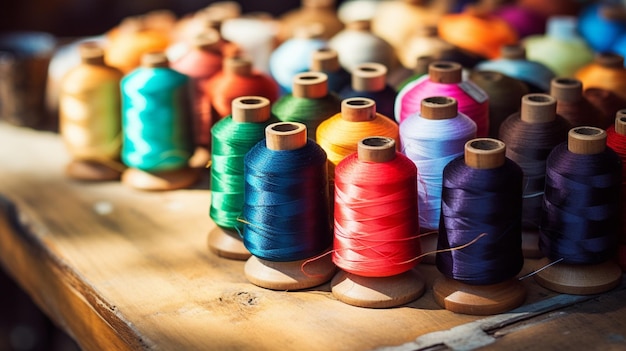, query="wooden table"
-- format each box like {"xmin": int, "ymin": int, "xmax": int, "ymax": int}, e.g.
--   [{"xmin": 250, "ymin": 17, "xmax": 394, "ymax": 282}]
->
[{"xmin": 0, "ymin": 122, "xmax": 625, "ymax": 351}]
